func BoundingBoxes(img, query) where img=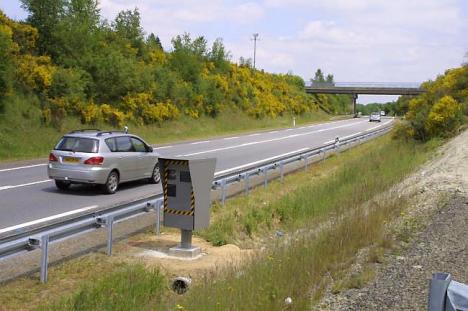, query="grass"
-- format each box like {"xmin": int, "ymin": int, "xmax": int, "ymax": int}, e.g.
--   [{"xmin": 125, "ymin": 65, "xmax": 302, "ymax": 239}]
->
[
  {"xmin": 0, "ymin": 93, "xmax": 336, "ymax": 162},
  {"xmin": 38, "ymin": 265, "xmax": 166, "ymax": 311},
  {"xmin": 167, "ymin": 197, "xmax": 408, "ymax": 310},
  {"xmin": 0, "ymin": 132, "xmax": 442, "ymax": 310},
  {"xmin": 199, "ymin": 133, "xmax": 439, "ymax": 246}
]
